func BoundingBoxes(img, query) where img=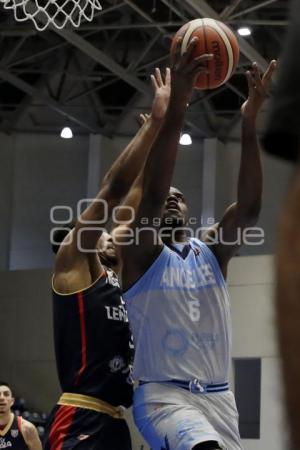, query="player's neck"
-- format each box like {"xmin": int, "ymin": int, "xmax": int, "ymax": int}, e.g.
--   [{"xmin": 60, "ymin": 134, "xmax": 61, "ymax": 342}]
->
[
  {"xmin": 103, "ymin": 260, "xmax": 120, "ymax": 275},
  {"xmin": 109, "ymin": 261, "xmax": 121, "ymax": 276},
  {"xmin": 163, "ymin": 229, "xmax": 188, "ymax": 246},
  {"xmin": 0, "ymin": 411, "xmax": 13, "ymax": 427}
]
